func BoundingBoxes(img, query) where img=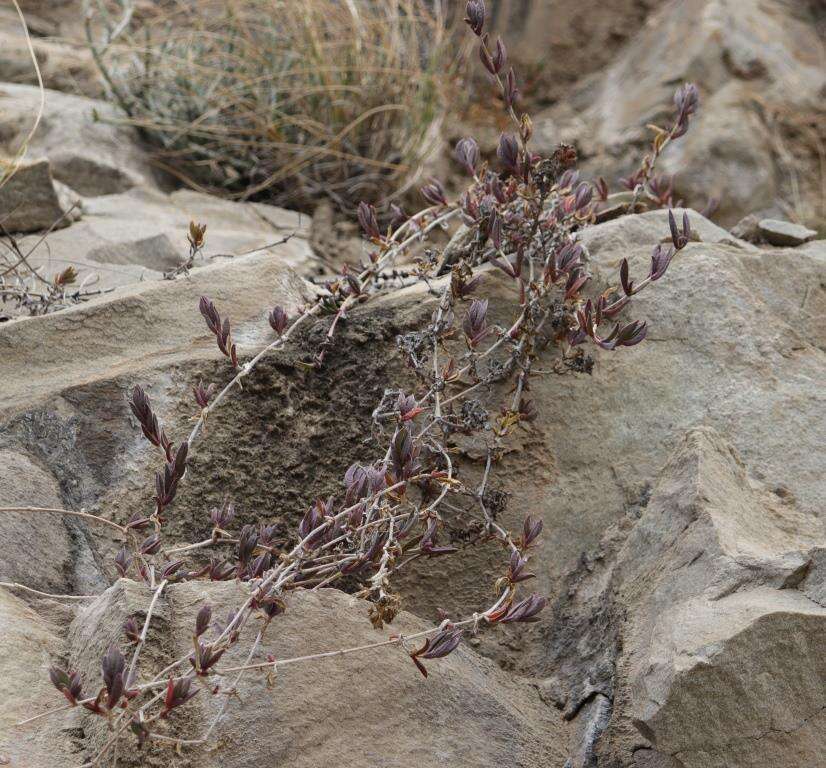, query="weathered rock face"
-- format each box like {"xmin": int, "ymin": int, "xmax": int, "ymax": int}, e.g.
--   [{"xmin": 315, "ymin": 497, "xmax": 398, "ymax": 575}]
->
[
  {"xmin": 0, "ymin": 449, "xmax": 78, "ymax": 593},
  {"xmin": 0, "ymin": 589, "xmax": 74, "ymax": 768},
  {"xmin": 533, "ymin": 0, "xmax": 826, "ymax": 229},
  {"xmin": 0, "ymin": 579, "xmax": 570, "ymax": 766},
  {"xmin": 0, "ymin": 210, "xmax": 824, "ymax": 765},
  {"xmin": 538, "ymin": 428, "xmax": 826, "ymax": 767},
  {"xmin": 427, "ymin": 207, "xmax": 826, "ymax": 636},
  {"xmin": 37, "ymin": 582, "xmax": 566, "ymax": 767},
  {"xmin": 488, "ymin": 0, "xmax": 661, "ymax": 105}
]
